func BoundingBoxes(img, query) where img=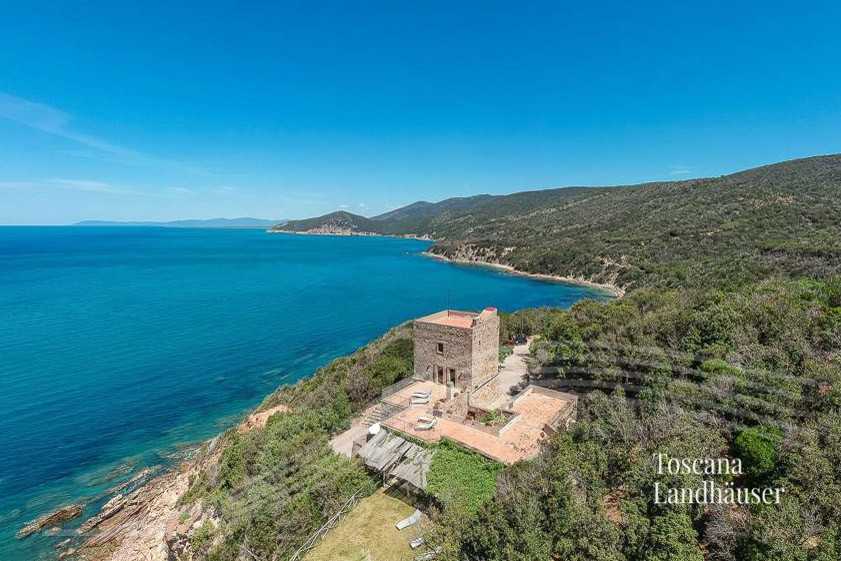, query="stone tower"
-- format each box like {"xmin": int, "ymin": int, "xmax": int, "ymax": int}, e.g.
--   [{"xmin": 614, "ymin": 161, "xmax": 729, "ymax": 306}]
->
[{"xmin": 412, "ymin": 307, "xmax": 499, "ymax": 392}]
